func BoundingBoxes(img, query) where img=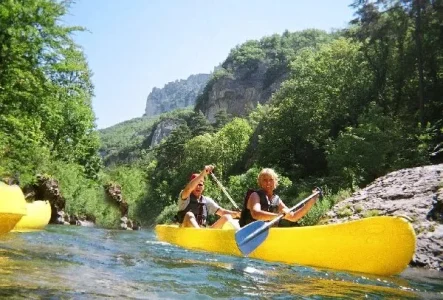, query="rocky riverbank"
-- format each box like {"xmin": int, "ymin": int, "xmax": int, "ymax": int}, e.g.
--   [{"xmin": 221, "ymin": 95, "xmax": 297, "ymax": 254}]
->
[{"xmin": 326, "ymin": 164, "xmax": 443, "ymax": 271}]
